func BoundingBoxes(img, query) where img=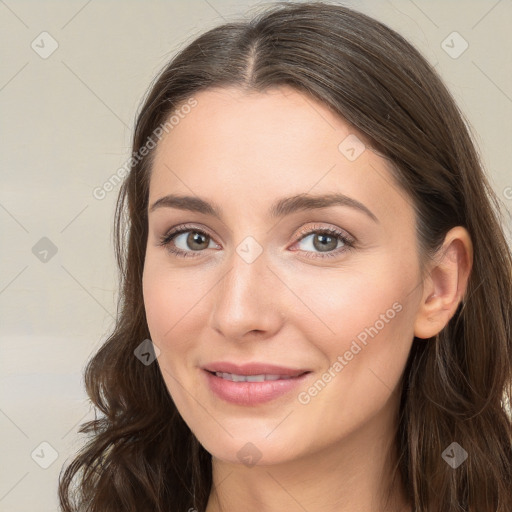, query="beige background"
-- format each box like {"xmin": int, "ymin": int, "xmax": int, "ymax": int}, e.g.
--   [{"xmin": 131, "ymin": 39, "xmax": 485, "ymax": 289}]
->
[{"xmin": 0, "ymin": 0, "xmax": 511, "ymax": 510}]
